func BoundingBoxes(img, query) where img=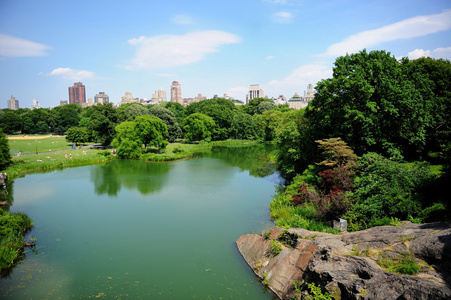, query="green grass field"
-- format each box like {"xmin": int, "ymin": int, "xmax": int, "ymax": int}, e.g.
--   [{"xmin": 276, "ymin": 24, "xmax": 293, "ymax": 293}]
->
[{"xmin": 8, "ymin": 135, "xmax": 73, "ymax": 155}]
